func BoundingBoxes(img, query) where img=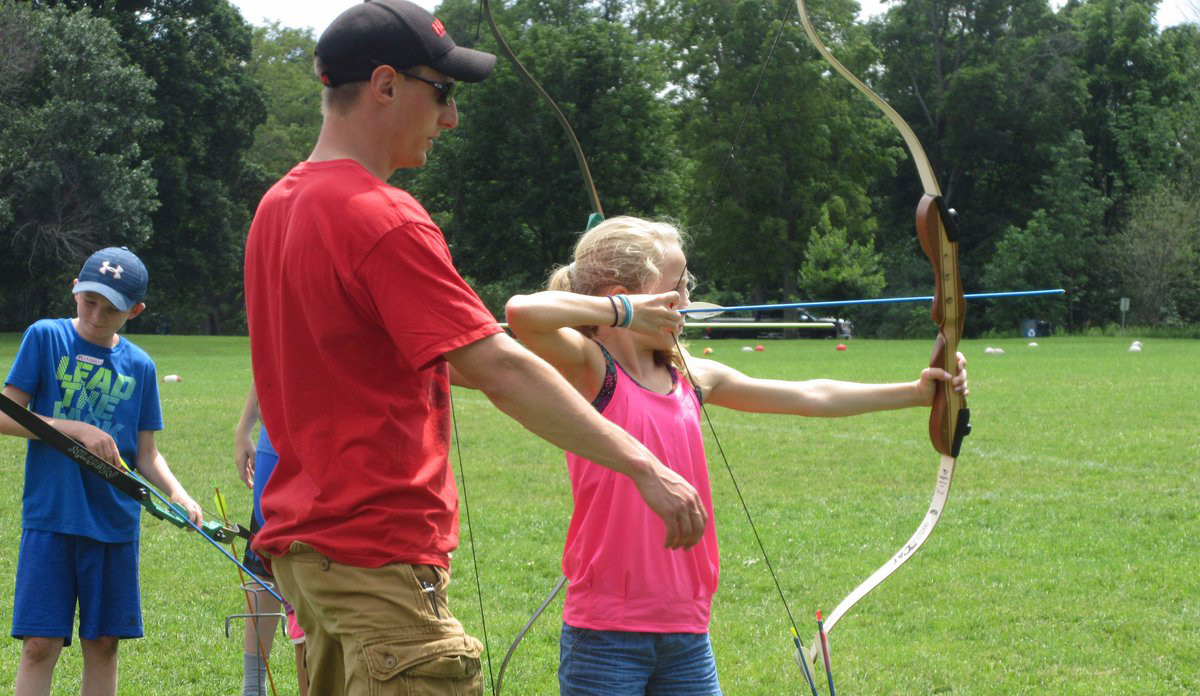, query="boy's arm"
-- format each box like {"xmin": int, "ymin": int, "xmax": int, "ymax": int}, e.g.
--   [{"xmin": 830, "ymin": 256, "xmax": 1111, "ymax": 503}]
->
[
  {"xmin": 1, "ymin": 384, "xmax": 123, "ymax": 467},
  {"xmin": 234, "ymin": 383, "xmax": 259, "ymax": 489},
  {"xmin": 698, "ymin": 353, "xmax": 969, "ymax": 417},
  {"xmin": 135, "ymin": 430, "xmax": 203, "ymax": 524}
]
